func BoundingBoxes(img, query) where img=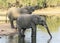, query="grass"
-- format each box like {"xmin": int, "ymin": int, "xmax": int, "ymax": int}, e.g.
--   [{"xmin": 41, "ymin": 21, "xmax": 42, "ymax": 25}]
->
[
  {"xmin": 0, "ymin": 0, "xmax": 60, "ymax": 9},
  {"xmin": 37, "ymin": 16, "xmax": 60, "ymax": 32}
]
